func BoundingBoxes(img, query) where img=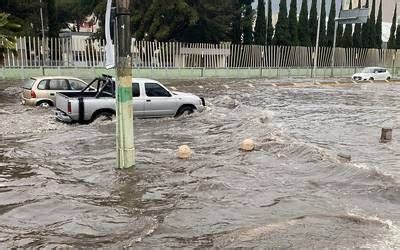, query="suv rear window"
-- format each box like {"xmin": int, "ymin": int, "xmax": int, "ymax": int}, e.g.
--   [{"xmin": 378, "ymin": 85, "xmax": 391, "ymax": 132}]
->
[{"xmin": 23, "ymin": 78, "xmax": 35, "ymax": 89}]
